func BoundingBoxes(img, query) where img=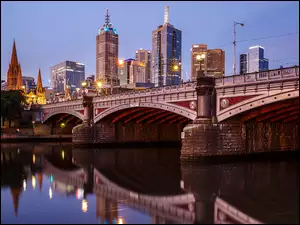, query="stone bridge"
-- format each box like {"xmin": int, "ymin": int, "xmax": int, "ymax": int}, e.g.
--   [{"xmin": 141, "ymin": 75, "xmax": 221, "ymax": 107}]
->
[{"xmin": 38, "ymin": 66, "xmax": 299, "ymax": 158}]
